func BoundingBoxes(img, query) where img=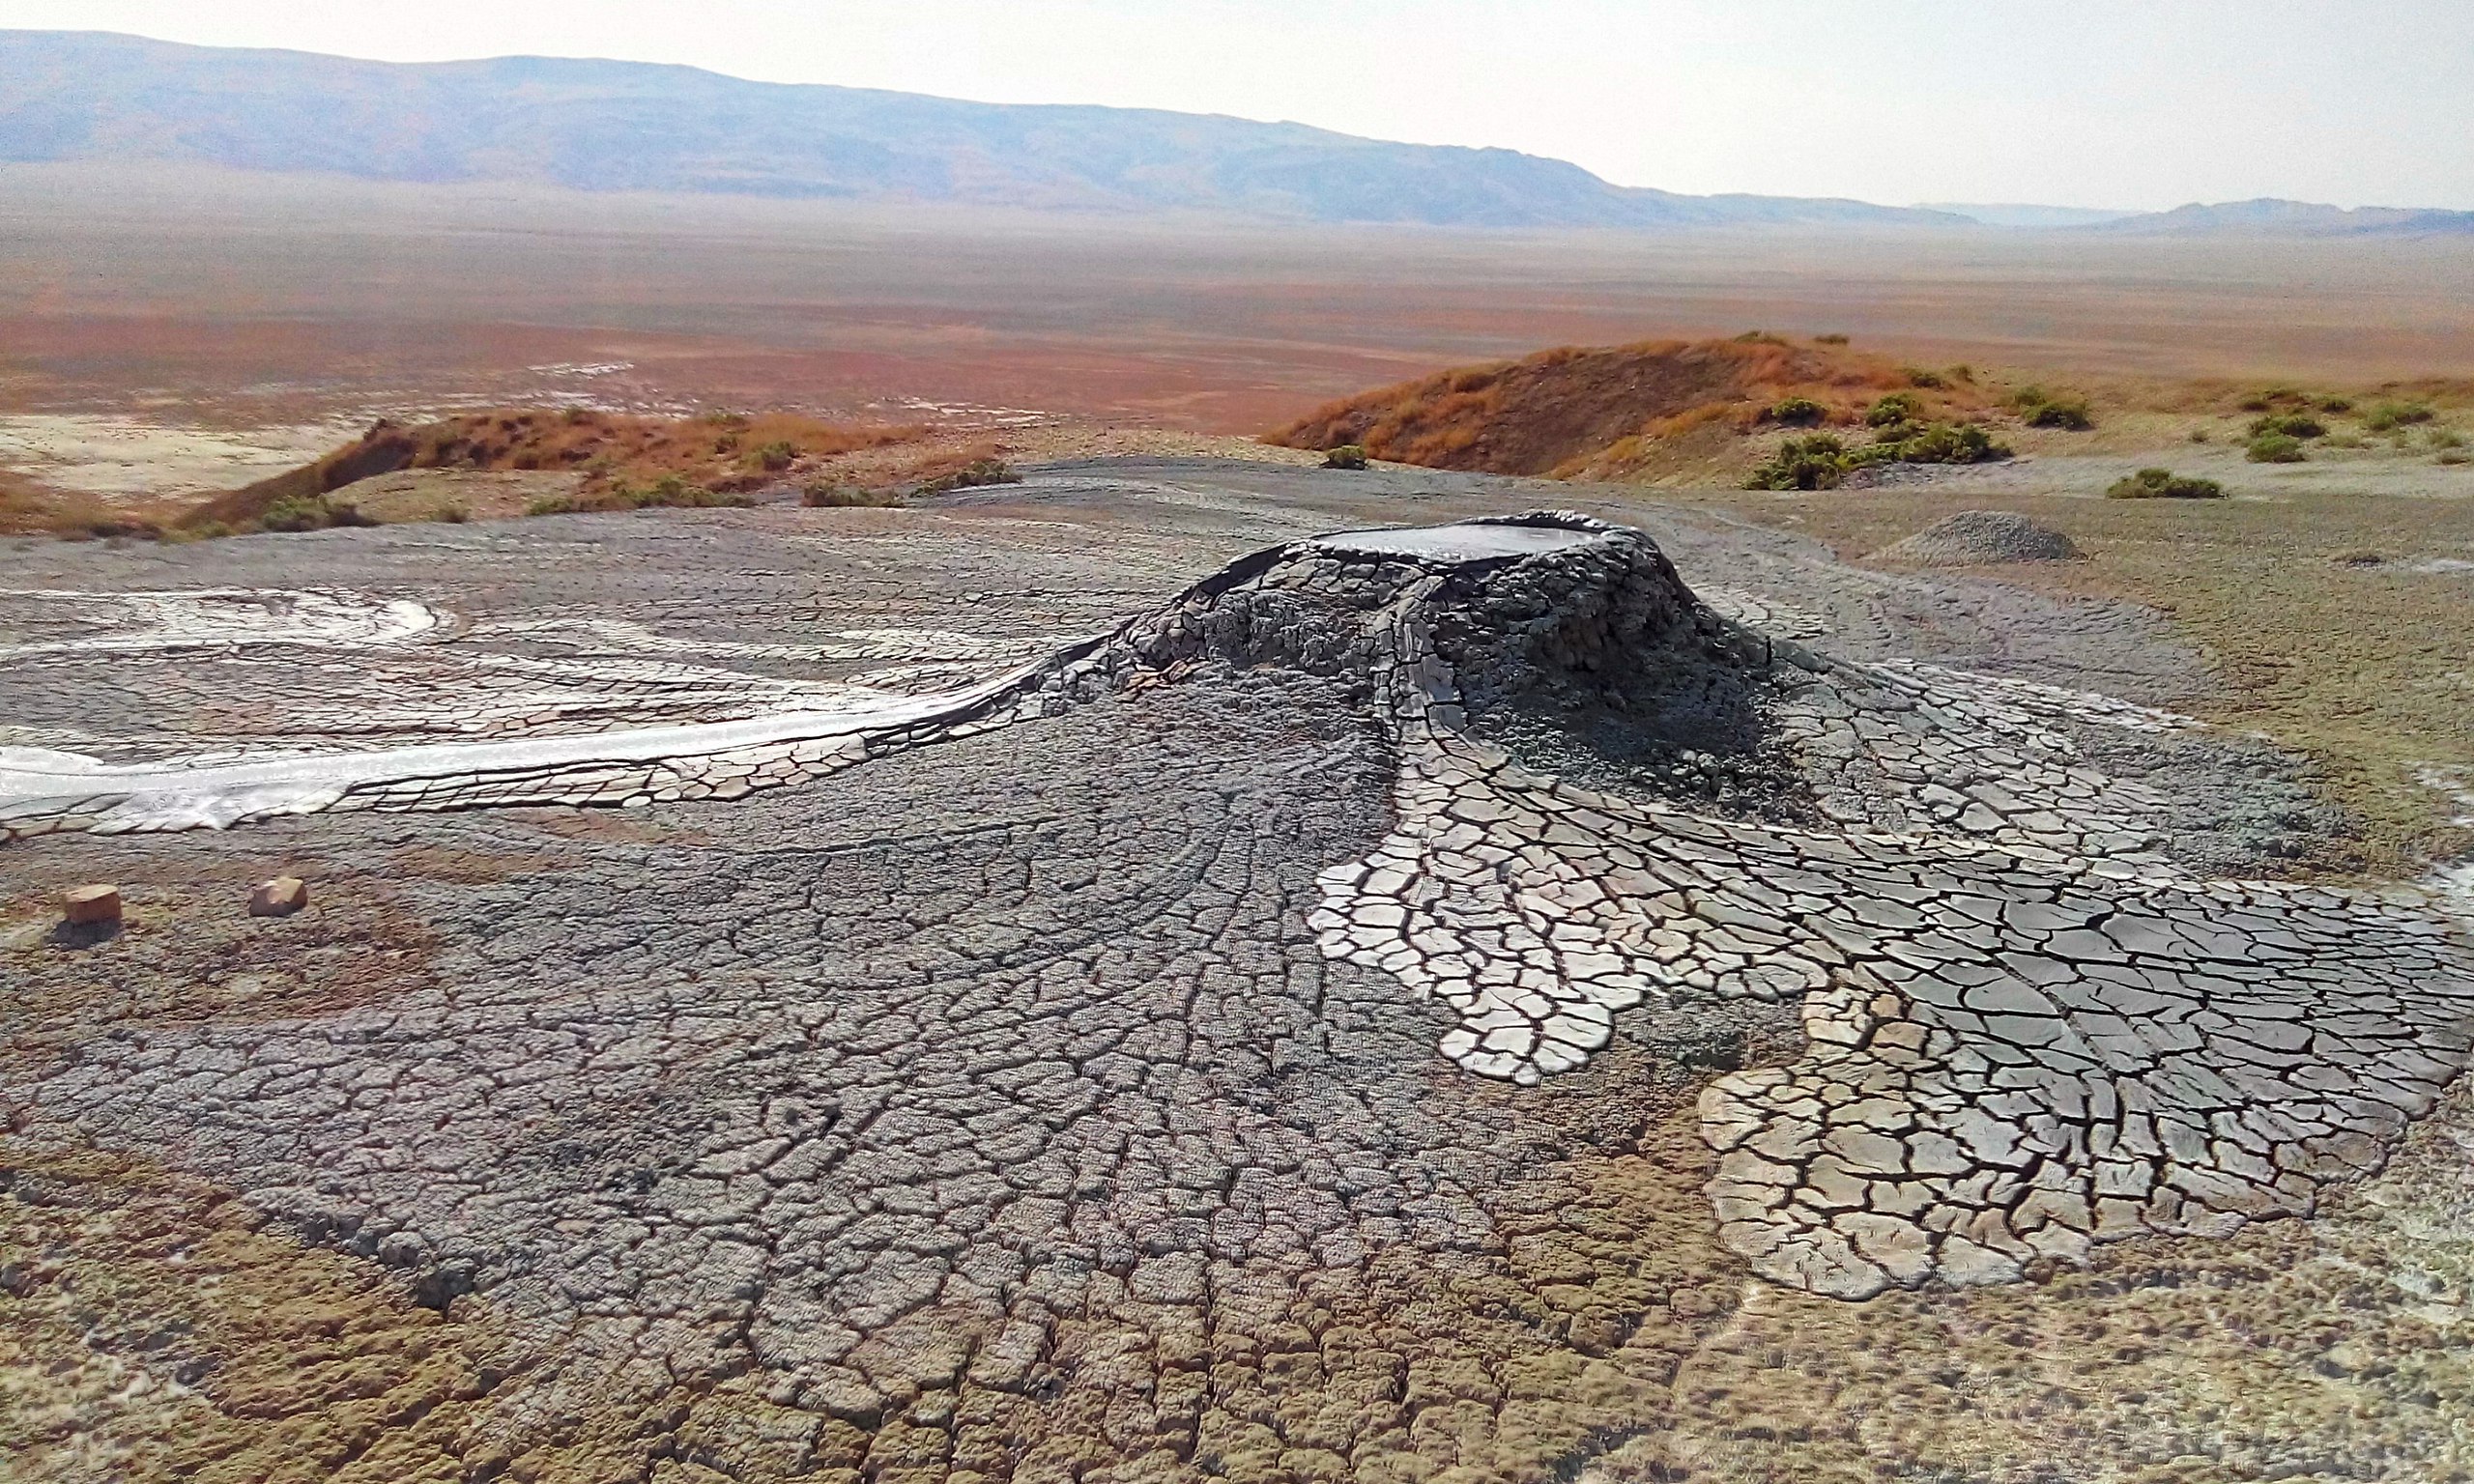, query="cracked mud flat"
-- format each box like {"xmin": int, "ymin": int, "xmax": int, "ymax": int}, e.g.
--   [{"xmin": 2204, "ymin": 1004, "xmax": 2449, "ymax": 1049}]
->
[{"xmin": 6, "ymin": 461, "xmax": 2474, "ymax": 1484}]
